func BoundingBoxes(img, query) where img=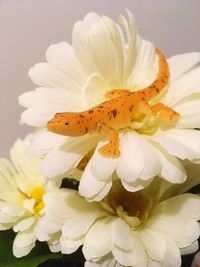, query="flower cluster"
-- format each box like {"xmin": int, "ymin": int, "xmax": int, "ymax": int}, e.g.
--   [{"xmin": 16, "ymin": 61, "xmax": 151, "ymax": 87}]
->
[{"xmin": 1, "ymin": 10, "xmax": 200, "ymax": 267}]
